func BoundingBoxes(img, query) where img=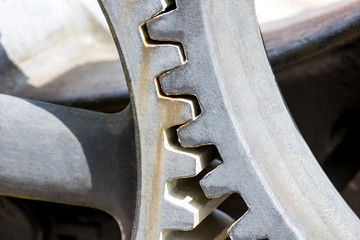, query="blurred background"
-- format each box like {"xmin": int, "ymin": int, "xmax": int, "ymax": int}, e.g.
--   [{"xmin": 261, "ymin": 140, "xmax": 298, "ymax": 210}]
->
[
  {"xmin": 0, "ymin": 0, "xmax": 345, "ymax": 94},
  {"xmin": 0, "ymin": 0, "xmax": 359, "ymax": 240},
  {"xmin": 256, "ymin": 0, "xmax": 342, "ymax": 22}
]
